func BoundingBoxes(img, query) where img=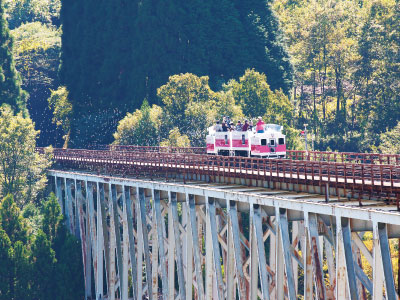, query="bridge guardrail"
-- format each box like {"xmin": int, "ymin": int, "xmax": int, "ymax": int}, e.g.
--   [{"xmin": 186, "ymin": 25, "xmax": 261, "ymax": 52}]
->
[
  {"xmin": 83, "ymin": 145, "xmax": 400, "ymax": 166},
  {"xmin": 41, "ymin": 147, "xmax": 400, "ymax": 204},
  {"xmin": 287, "ymin": 150, "xmax": 400, "ymax": 165}
]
